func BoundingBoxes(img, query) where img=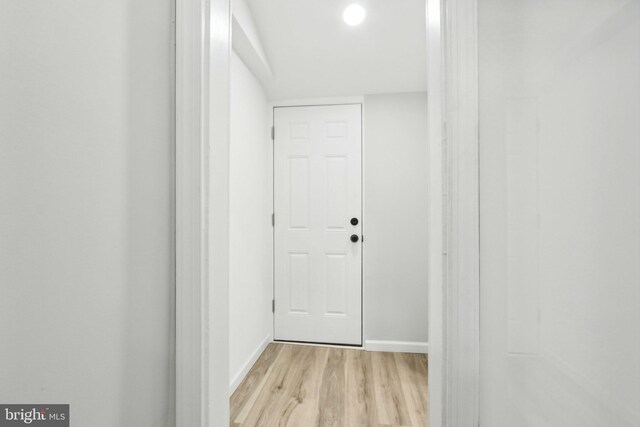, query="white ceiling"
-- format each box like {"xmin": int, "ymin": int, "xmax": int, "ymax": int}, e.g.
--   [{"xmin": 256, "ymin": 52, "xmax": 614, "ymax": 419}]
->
[{"xmin": 245, "ymin": 0, "xmax": 427, "ymax": 100}]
